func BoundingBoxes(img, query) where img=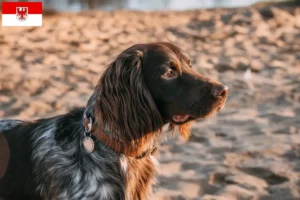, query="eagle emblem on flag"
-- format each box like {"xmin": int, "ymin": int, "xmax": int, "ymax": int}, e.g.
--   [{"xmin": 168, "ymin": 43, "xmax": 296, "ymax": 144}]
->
[{"xmin": 16, "ymin": 7, "xmax": 28, "ymax": 21}]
